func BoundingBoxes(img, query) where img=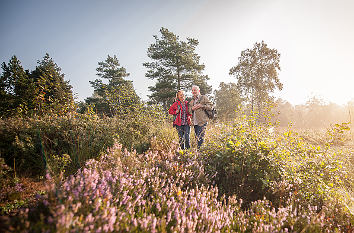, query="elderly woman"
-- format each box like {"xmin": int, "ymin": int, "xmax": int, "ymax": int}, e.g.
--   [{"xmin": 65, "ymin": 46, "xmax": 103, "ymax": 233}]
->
[{"xmin": 169, "ymin": 90, "xmax": 191, "ymax": 150}]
